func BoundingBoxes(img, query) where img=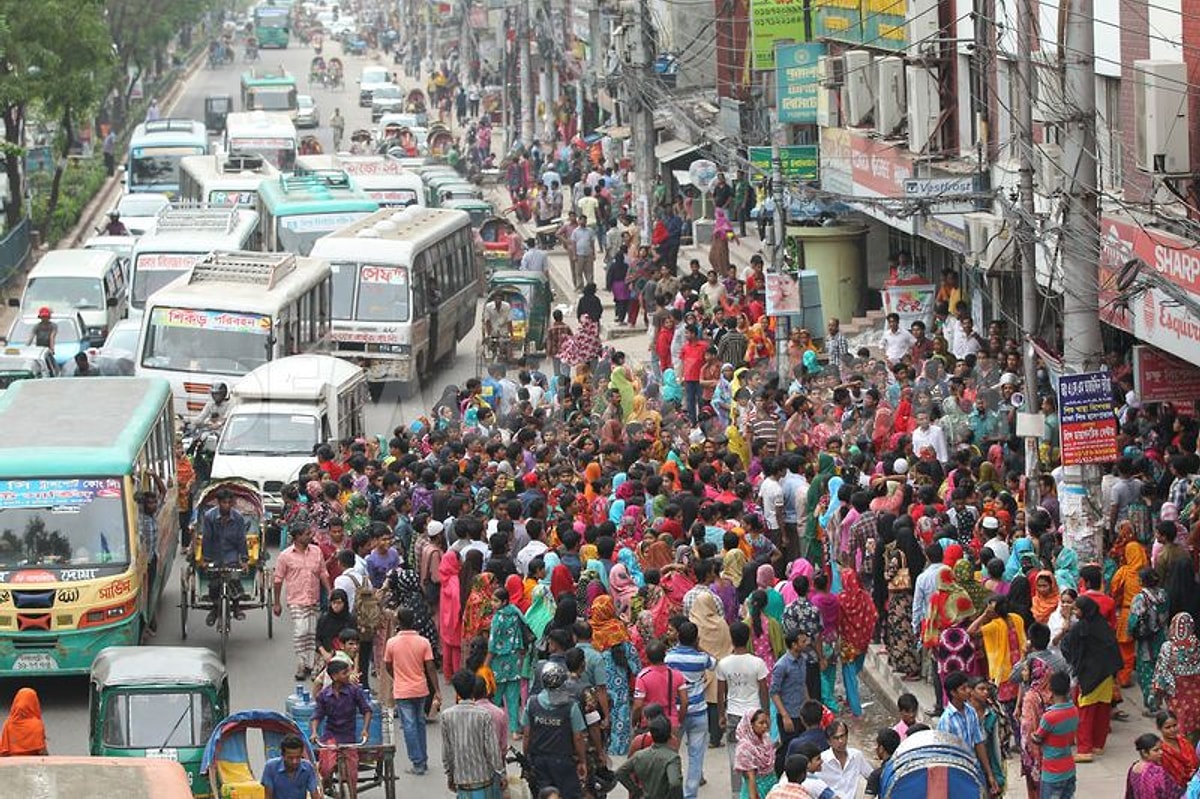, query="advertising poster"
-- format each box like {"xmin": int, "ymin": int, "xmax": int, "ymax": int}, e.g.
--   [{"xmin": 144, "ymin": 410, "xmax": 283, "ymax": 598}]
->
[
  {"xmin": 750, "ymin": 0, "xmax": 811, "ymax": 70},
  {"xmin": 764, "ymin": 273, "xmax": 802, "ymax": 316},
  {"xmin": 1132, "ymin": 345, "xmax": 1200, "ymax": 406},
  {"xmin": 747, "ymin": 146, "xmax": 820, "ymax": 182},
  {"xmin": 1058, "ymin": 371, "xmax": 1118, "ymax": 466},
  {"xmin": 880, "ymin": 283, "xmax": 936, "ymax": 327},
  {"xmin": 813, "ymin": 0, "xmax": 863, "ymax": 43},
  {"xmin": 776, "ymin": 43, "xmax": 824, "ymax": 124}
]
